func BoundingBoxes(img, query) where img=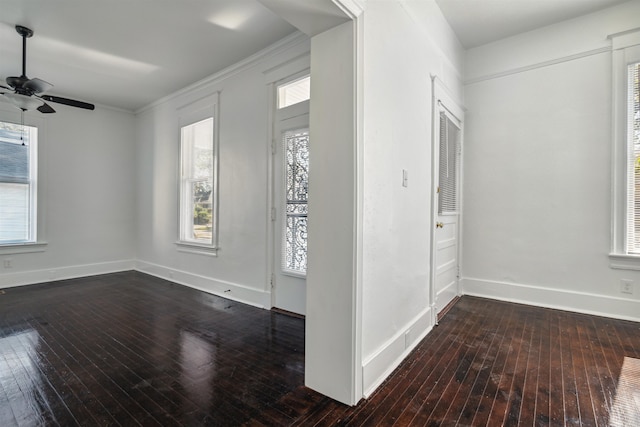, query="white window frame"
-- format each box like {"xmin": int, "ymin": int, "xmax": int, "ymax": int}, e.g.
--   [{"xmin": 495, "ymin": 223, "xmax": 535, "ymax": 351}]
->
[
  {"xmin": 176, "ymin": 93, "xmax": 220, "ymax": 256},
  {"xmin": 0, "ymin": 107, "xmax": 47, "ymax": 255},
  {"xmin": 609, "ymin": 29, "xmax": 640, "ymax": 270}
]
